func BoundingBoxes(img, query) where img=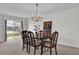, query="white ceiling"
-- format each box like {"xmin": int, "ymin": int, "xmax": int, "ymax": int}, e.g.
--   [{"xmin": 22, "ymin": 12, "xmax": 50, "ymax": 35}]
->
[{"xmin": 0, "ymin": 3, "xmax": 79, "ymax": 18}]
